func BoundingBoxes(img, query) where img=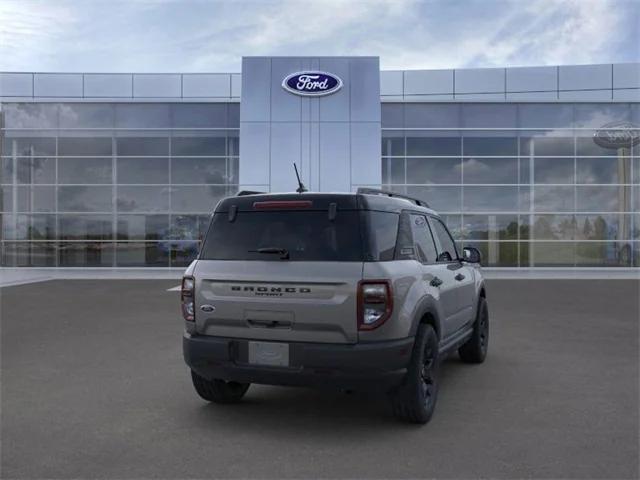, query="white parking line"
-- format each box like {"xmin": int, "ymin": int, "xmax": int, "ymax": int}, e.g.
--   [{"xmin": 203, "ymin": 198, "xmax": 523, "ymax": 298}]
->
[{"xmin": 167, "ymin": 285, "xmax": 182, "ymax": 291}]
